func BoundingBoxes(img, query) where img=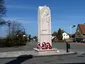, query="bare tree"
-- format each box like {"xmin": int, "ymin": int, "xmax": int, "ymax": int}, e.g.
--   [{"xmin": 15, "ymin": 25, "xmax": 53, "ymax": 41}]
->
[
  {"xmin": 7, "ymin": 21, "xmax": 26, "ymax": 37},
  {"xmin": 5, "ymin": 21, "xmax": 27, "ymax": 47},
  {"xmin": 0, "ymin": 0, "xmax": 6, "ymax": 17},
  {"xmin": 0, "ymin": 19, "xmax": 6, "ymax": 26},
  {"xmin": 0, "ymin": 0, "xmax": 6, "ymax": 27}
]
